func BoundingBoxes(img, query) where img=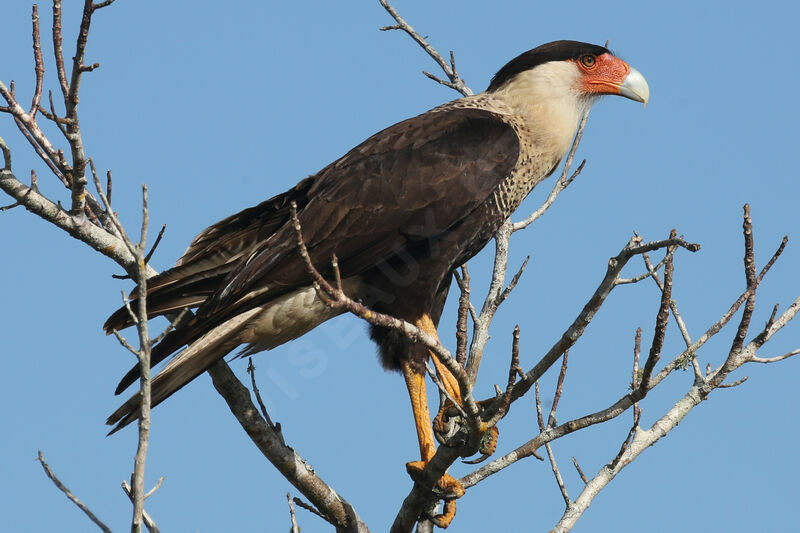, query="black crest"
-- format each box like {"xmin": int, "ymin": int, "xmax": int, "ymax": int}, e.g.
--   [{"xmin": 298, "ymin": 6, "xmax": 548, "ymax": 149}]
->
[{"xmin": 487, "ymin": 40, "xmax": 610, "ymax": 92}]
